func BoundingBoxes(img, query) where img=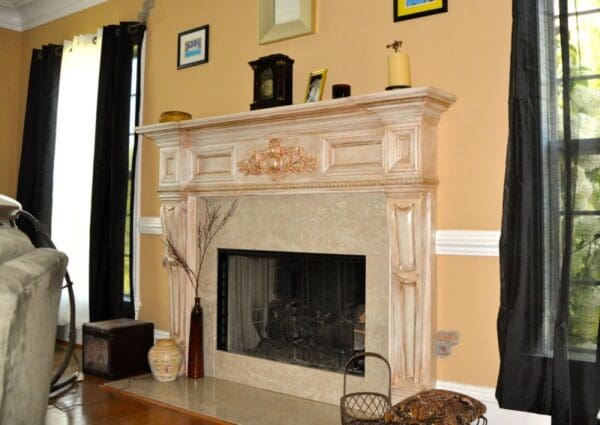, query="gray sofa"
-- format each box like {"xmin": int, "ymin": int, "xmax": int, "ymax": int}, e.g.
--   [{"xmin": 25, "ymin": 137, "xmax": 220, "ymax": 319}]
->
[{"xmin": 0, "ymin": 227, "xmax": 67, "ymax": 425}]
